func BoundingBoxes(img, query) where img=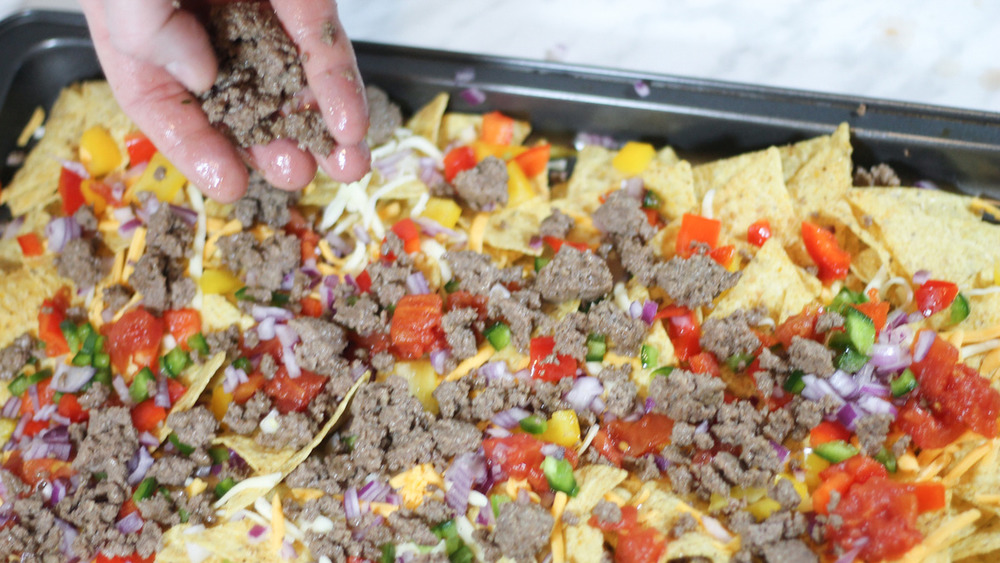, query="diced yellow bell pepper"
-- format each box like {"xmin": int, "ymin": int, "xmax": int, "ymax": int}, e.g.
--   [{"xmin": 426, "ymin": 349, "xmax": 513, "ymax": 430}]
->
[
  {"xmin": 803, "ymin": 453, "xmax": 830, "ymax": 489},
  {"xmin": 708, "ymin": 492, "xmax": 729, "ymax": 513},
  {"xmin": 79, "ymin": 126, "xmax": 122, "ymax": 177},
  {"xmin": 539, "ymin": 409, "xmax": 580, "ymax": 448},
  {"xmin": 420, "ymin": 198, "xmax": 463, "ymax": 230},
  {"xmin": 775, "ymin": 473, "xmax": 809, "ymax": 511},
  {"xmin": 472, "ymin": 141, "xmax": 527, "ymax": 162},
  {"xmin": 209, "ymin": 385, "xmax": 232, "ymax": 422},
  {"xmin": 80, "ymin": 180, "xmax": 107, "ymax": 215},
  {"xmin": 747, "ymin": 498, "xmax": 782, "ymax": 521},
  {"xmin": 0, "ymin": 418, "xmax": 16, "ymax": 446},
  {"xmin": 199, "ymin": 269, "xmax": 243, "ymax": 295},
  {"xmin": 127, "ymin": 152, "xmax": 187, "ymax": 203},
  {"xmin": 506, "ymin": 160, "xmax": 534, "ymax": 208},
  {"xmin": 611, "ymin": 141, "xmax": 655, "ymax": 175},
  {"xmin": 393, "ymin": 361, "xmax": 439, "ymax": 414},
  {"xmin": 731, "ymin": 486, "xmax": 767, "ymax": 503}
]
